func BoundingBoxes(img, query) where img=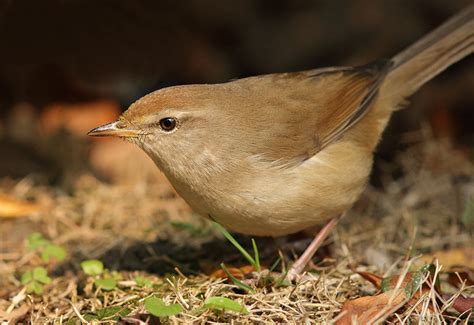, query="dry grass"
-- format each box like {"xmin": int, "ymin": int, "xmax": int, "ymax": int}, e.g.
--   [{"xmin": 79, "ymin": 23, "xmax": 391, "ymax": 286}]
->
[{"xmin": 0, "ymin": 132, "xmax": 473, "ymax": 324}]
